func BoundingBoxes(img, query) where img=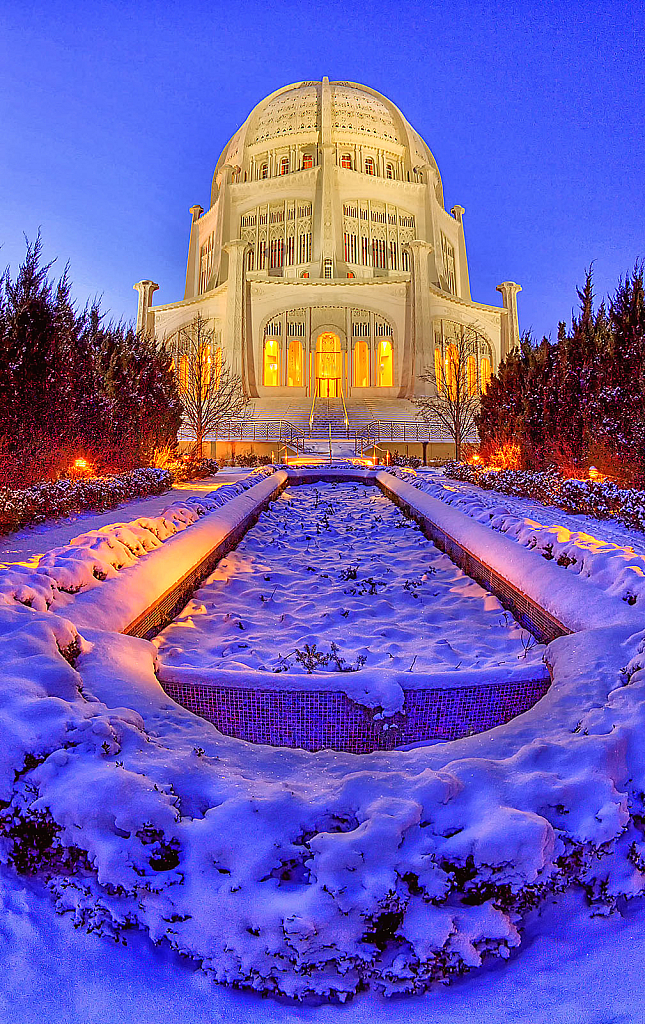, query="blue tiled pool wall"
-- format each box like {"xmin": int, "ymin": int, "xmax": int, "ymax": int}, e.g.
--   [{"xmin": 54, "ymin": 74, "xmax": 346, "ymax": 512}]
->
[{"xmin": 163, "ymin": 676, "xmax": 550, "ymax": 753}]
